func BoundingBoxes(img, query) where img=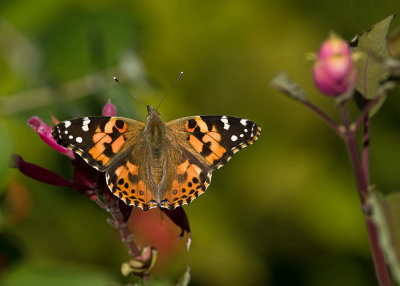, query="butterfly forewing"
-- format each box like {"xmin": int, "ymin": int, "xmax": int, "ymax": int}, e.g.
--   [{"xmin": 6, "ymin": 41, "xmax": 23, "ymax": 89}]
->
[
  {"xmin": 166, "ymin": 115, "xmax": 261, "ymax": 170},
  {"xmin": 52, "ymin": 116, "xmax": 145, "ymax": 170}
]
